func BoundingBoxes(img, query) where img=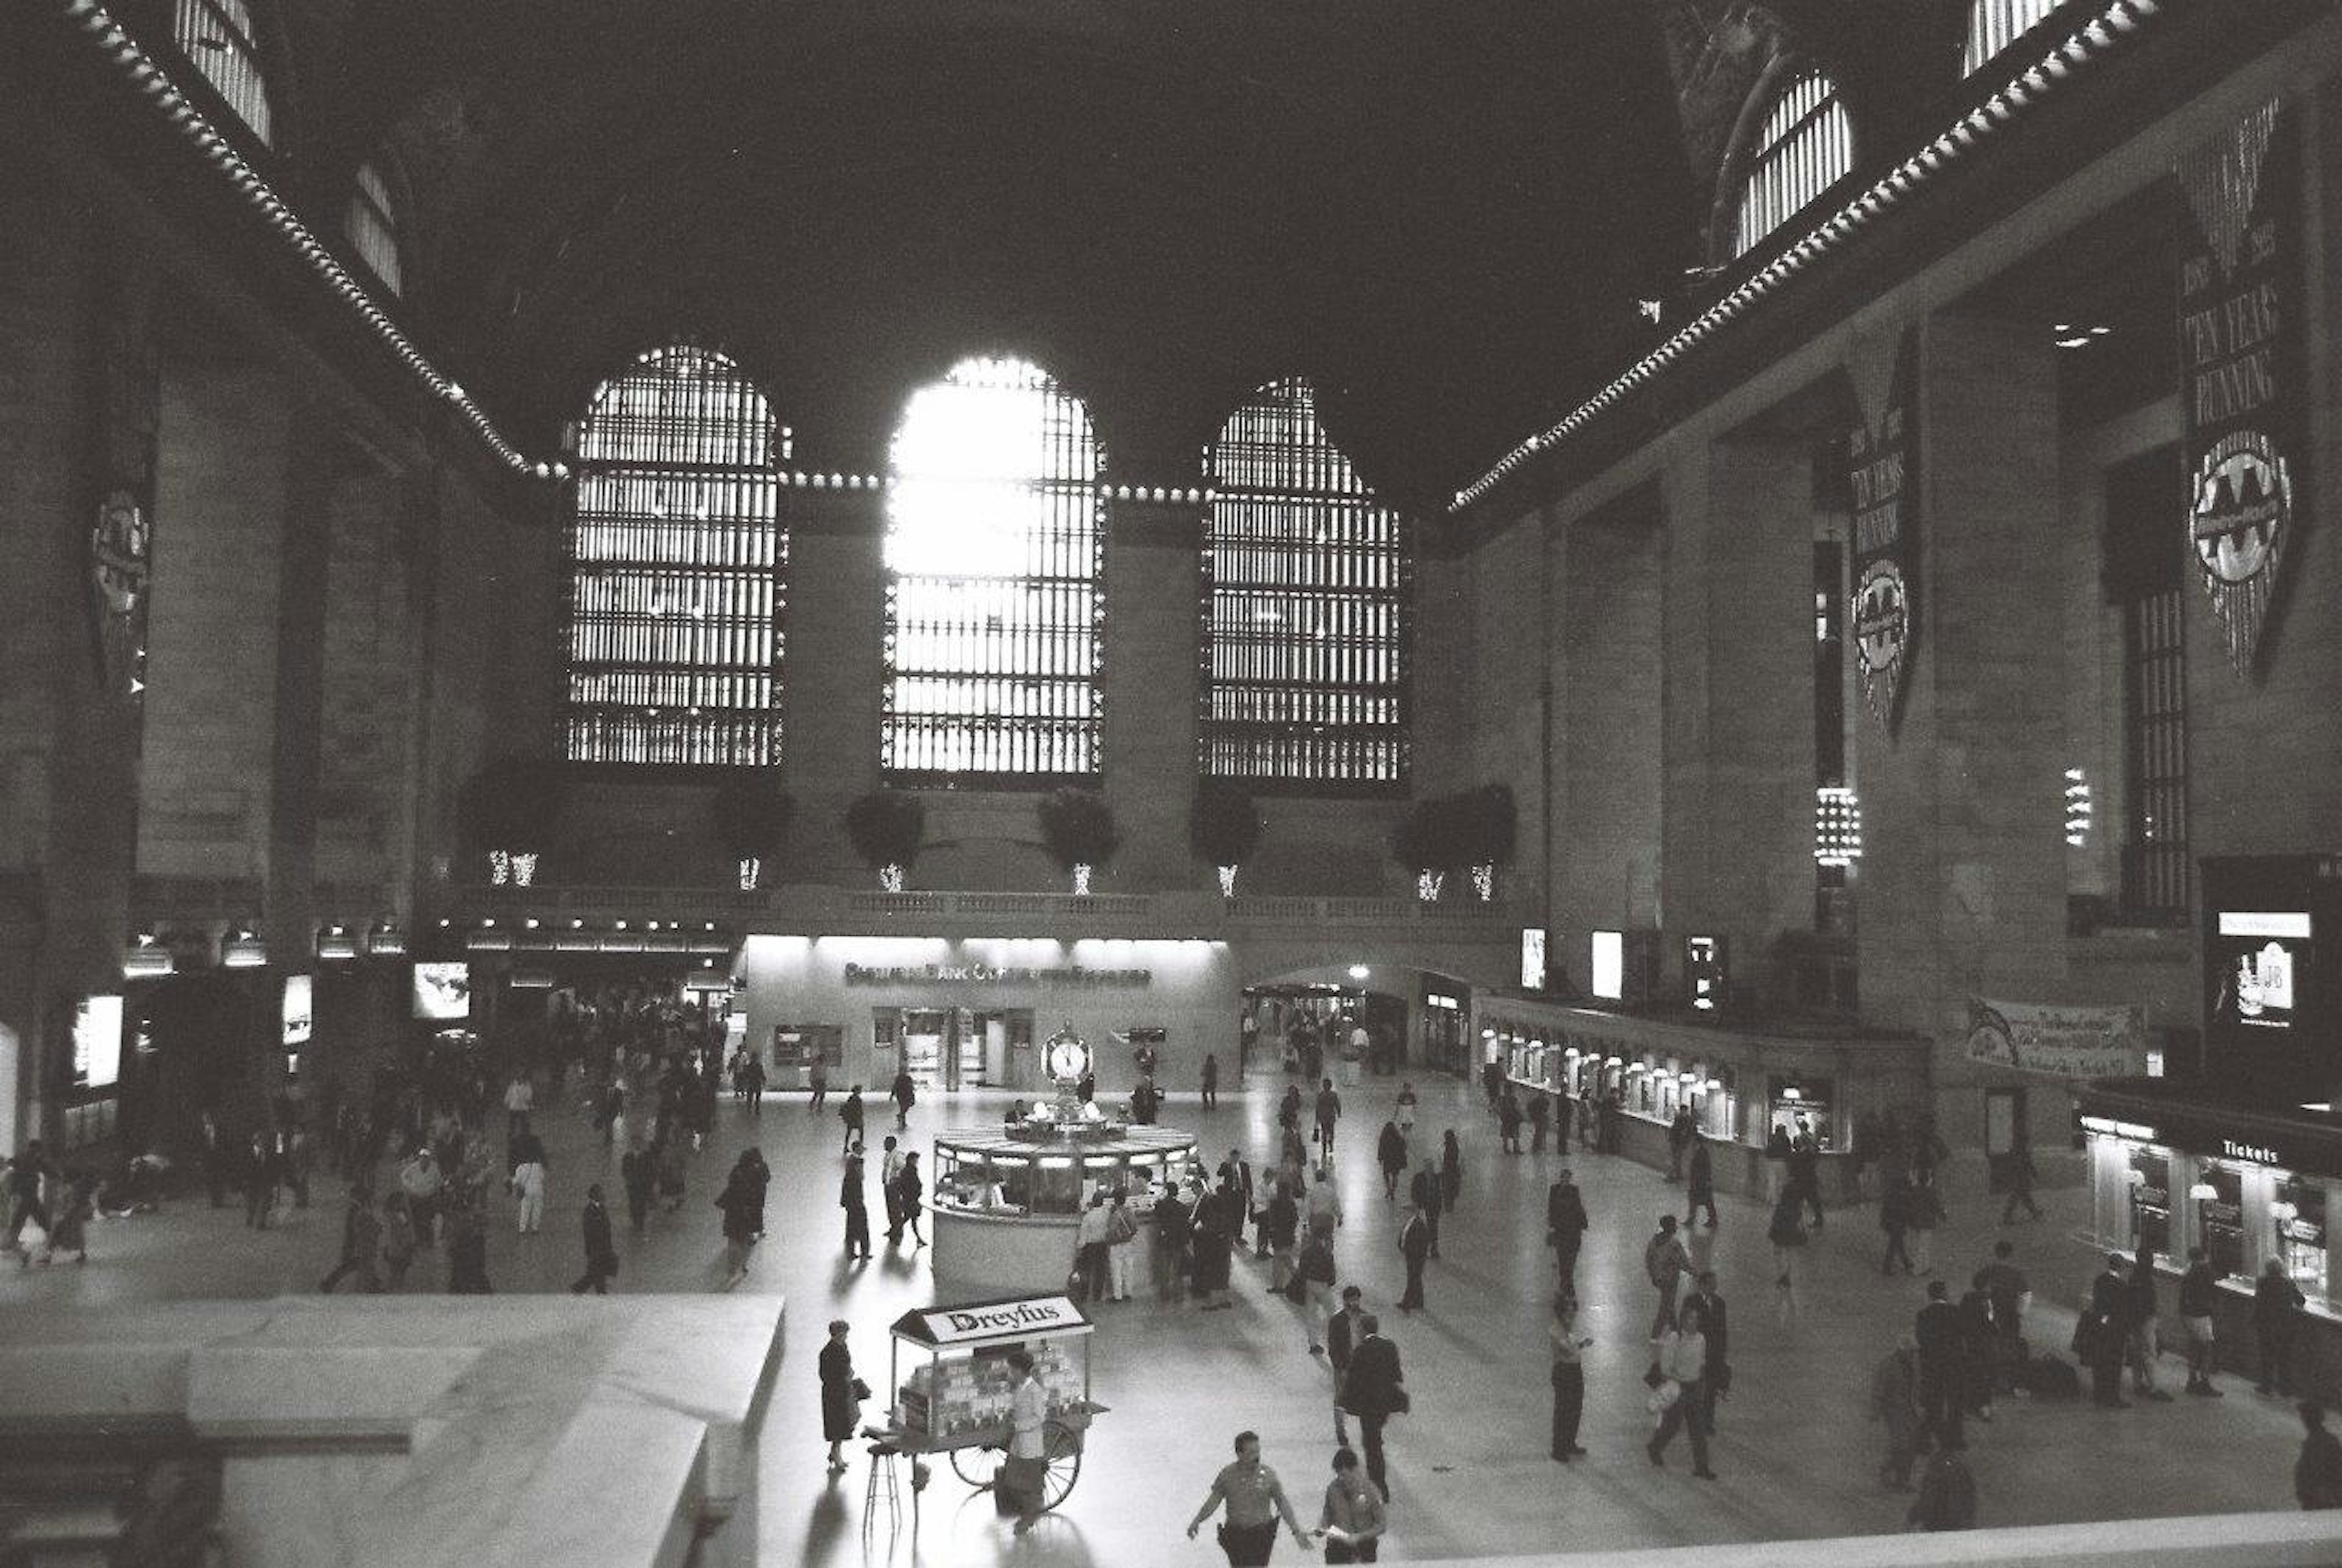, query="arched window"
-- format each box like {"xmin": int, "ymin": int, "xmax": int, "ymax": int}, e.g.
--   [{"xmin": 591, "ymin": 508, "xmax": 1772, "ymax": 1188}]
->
[
  {"xmin": 345, "ymin": 162, "xmax": 401, "ymax": 296},
  {"xmin": 172, "ymin": 0, "xmax": 273, "ymax": 146},
  {"xmin": 1964, "ymin": 0, "xmax": 2063, "ymax": 76},
  {"xmin": 564, "ymin": 347, "xmax": 786, "ymax": 767},
  {"xmin": 883, "ymin": 356, "xmax": 1103, "ymax": 781},
  {"xmin": 1732, "ymin": 71, "xmax": 1851, "ymax": 258},
  {"xmin": 1201, "ymin": 379, "xmax": 1406, "ymax": 788}
]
